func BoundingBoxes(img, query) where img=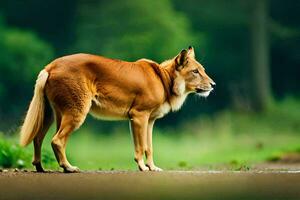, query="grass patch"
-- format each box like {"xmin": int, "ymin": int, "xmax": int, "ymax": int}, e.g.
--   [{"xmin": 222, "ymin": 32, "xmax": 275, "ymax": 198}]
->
[
  {"xmin": 62, "ymin": 130, "xmax": 300, "ymax": 170},
  {"xmin": 0, "ymin": 134, "xmax": 30, "ymax": 168},
  {"xmin": 0, "ymin": 133, "xmax": 57, "ymax": 169}
]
